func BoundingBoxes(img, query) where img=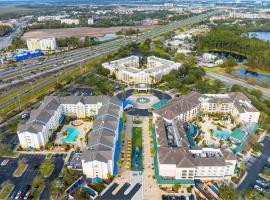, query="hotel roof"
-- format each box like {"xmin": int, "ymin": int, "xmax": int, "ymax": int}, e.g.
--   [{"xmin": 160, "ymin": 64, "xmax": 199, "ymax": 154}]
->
[{"xmin": 154, "ymin": 91, "xmax": 258, "ymax": 120}]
